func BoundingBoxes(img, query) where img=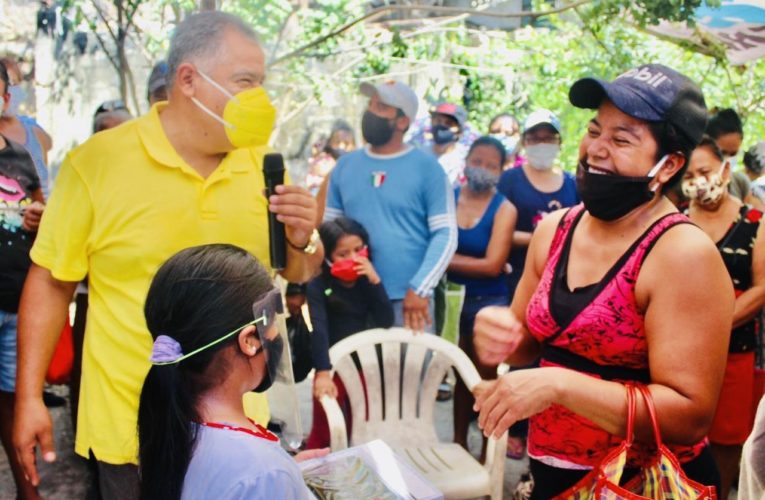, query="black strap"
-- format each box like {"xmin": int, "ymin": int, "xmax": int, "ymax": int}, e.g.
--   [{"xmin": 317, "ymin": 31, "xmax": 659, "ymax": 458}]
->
[
  {"xmin": 545, "ymin": 213, "xmax": 689, "ymax": 346},
  {"xmin": 541, "ymin": 345, "xmax": 651, "ymax": 383},
  {"xmin": 731, "ymin": 321, "xmax": 757, "ymax": 353},
  {"xmin": 716, "ymin": 206, "xmax": 748, "ymax": 250}
]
